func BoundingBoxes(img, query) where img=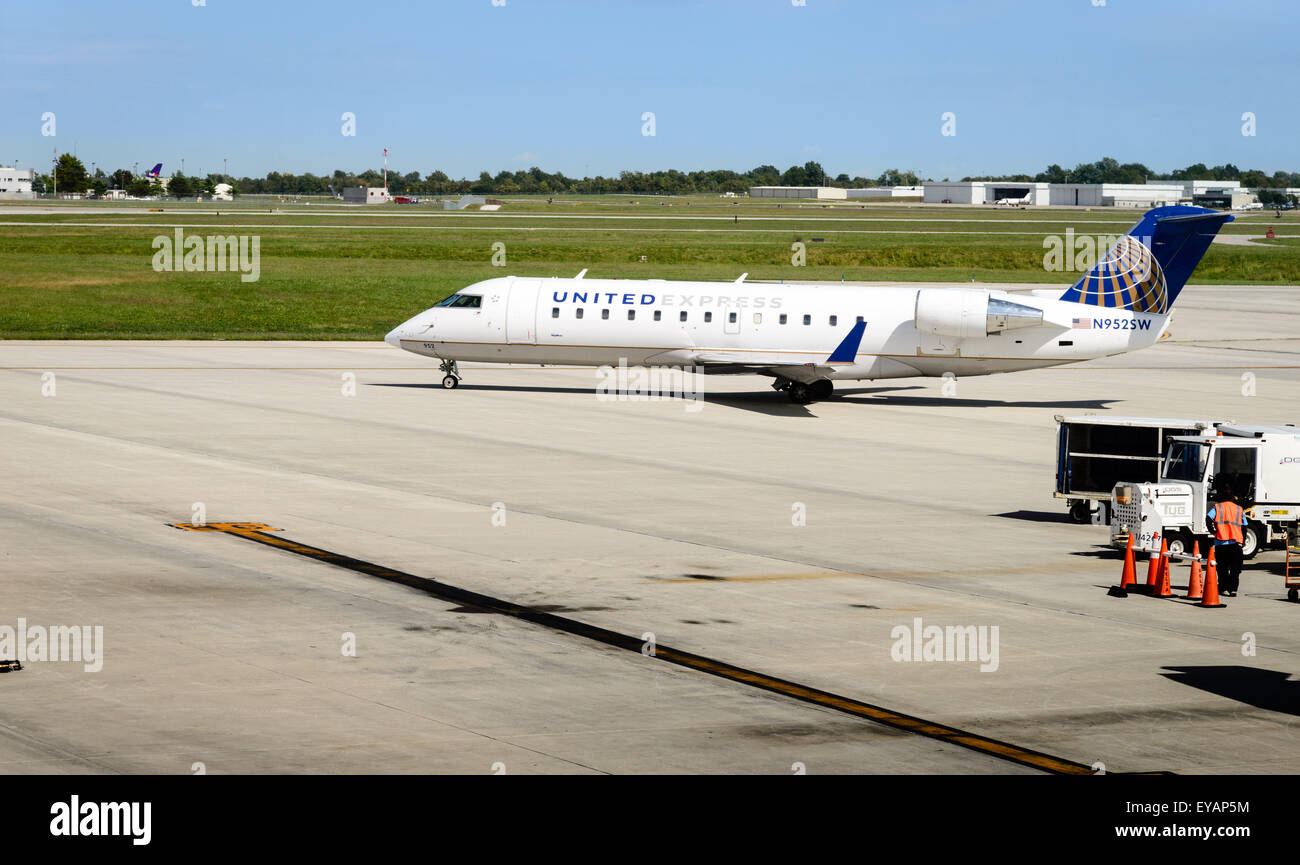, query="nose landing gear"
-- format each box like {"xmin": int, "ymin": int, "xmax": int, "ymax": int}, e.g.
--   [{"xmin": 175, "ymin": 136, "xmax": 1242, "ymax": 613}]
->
[{"xmin": 439, "ymin": 359, "xmax": 461, "ymax": 389}]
